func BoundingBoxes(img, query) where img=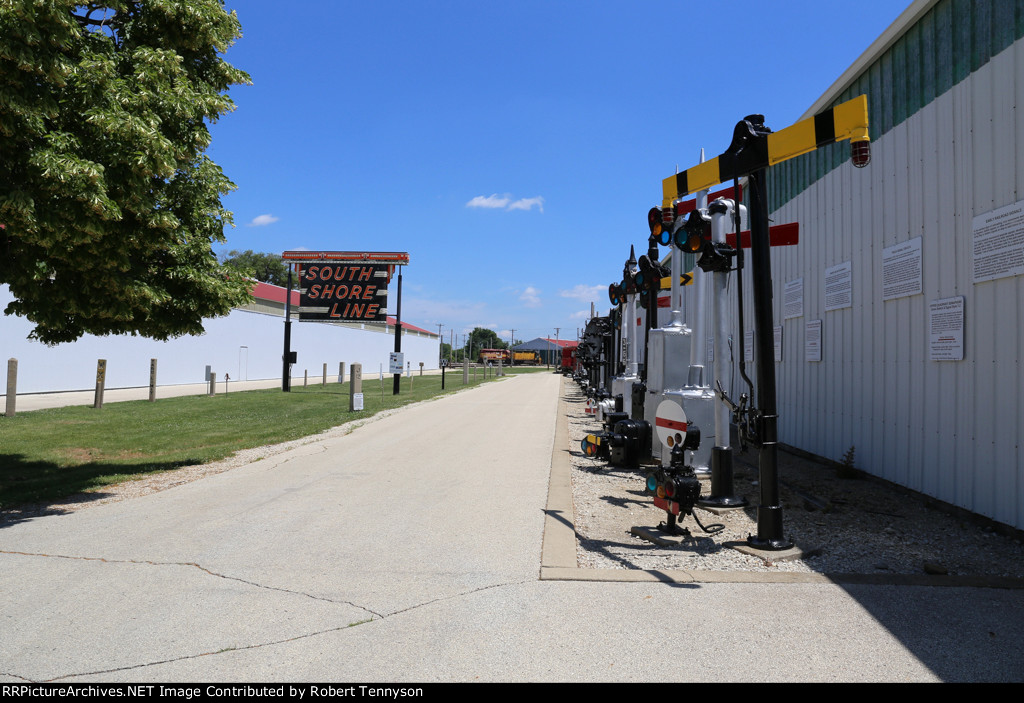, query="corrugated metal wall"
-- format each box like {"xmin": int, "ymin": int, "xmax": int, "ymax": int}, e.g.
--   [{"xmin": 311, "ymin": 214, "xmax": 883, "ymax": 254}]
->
[{"xmin": 730, "ymin": 0, "xmax": 1024, "ymax": 529}]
